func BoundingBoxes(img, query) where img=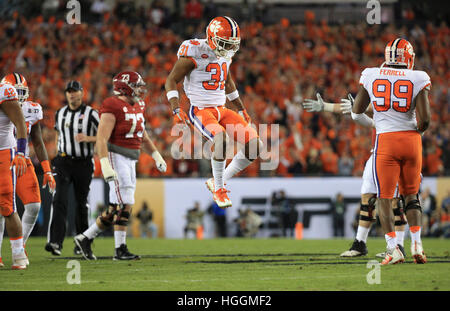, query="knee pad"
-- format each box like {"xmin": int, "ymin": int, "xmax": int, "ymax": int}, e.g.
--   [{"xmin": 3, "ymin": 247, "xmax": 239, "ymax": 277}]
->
[
  {"xmin": 393, "ymin": 199, "xmax": 407, "ymax": 226},
  {"xmin": 99, "ymin": 204, "xmax": 119, "ymax": 228},
  {"xmin": 114, "ymin": 205, "xmax": 131, "ymax": 226},
  {"xmin": 405, "ymin": 199, "xmax": 422, "ymax": 214},
  {"xmin": 360, "ymin": 198, "xmax": 376, "ymax": 222}
]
